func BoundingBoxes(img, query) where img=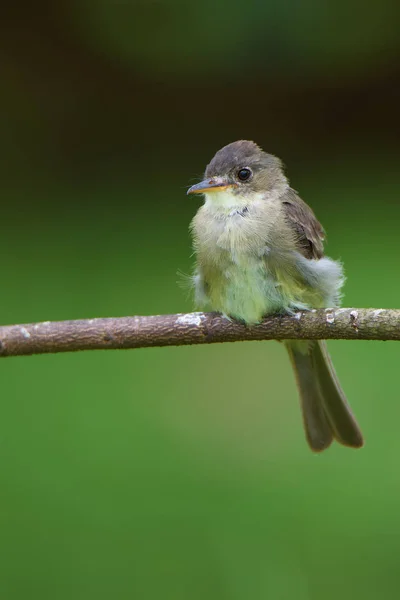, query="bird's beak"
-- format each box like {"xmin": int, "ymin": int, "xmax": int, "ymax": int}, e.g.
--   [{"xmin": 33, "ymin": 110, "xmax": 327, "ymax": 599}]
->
[{"xmin": 187, "ymin": 177, "xmax": 236, "ymax": 195}]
